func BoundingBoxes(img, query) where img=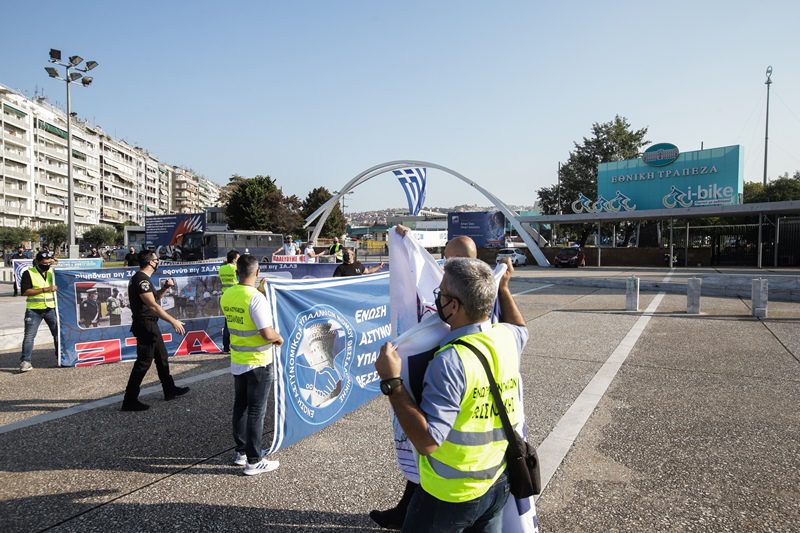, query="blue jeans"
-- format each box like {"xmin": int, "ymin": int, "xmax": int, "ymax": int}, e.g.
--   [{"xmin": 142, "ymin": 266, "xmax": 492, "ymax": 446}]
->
[
  {"xmin": 232, "ymin": 364, "xmax": 274, "ymax": 463},
  {"xmin": 21, "ymin": 307, "xmax": 59, "ymax": 363},
  {"xmin": 402, "ymin": 472, "xmax": 509, "ymax": 533}
]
